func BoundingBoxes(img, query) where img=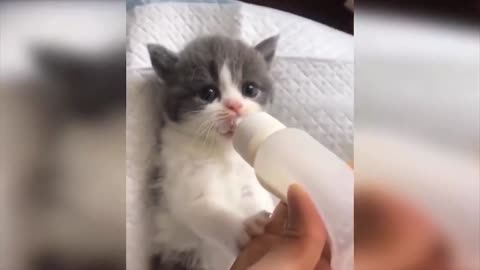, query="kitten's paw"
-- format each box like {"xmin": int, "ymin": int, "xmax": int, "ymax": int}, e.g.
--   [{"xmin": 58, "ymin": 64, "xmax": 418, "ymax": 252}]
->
[
  {"xmin": 236, "ymin": 211, "xmax": 271, "ymax": 250},
  {"xmin": 245, "ymin": 210, "xmax": 271, "ymax": 236}
]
